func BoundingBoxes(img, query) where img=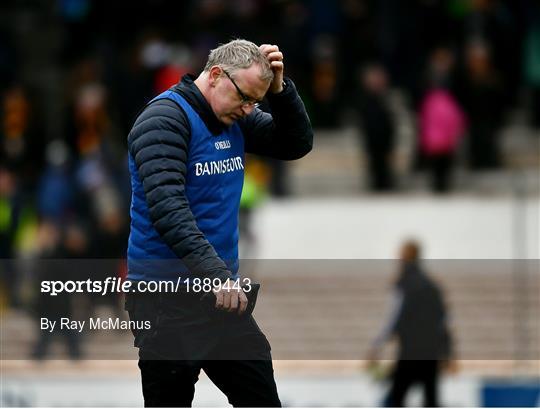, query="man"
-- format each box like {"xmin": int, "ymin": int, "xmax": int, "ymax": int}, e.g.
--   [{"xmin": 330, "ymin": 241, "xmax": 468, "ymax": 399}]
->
[
  {"xmin": 125, "ymin": 39, "xmax": 312, "ymax": 407},
  {"xmin": 356, "ymin": 63, "xmax": 395, "ymax": 191},
  {"xmin": 367, "ymin": 240, "xmax": 454, "ymax": 407}
]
